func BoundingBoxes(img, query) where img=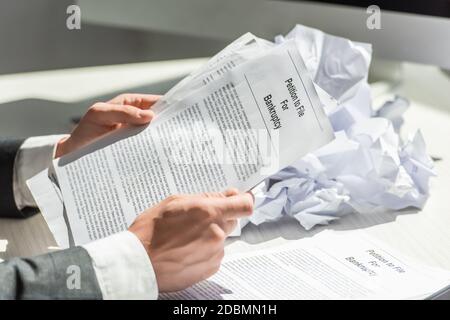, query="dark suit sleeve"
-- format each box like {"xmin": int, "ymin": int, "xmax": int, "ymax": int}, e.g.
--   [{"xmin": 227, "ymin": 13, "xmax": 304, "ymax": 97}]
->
[
  {"xmin": 0, "ymin": 138, "xmax": 38, "ymax": 218},
  {"xmin": 0, "ymin": 247, "xmax": 103, "ymax": 299}
]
